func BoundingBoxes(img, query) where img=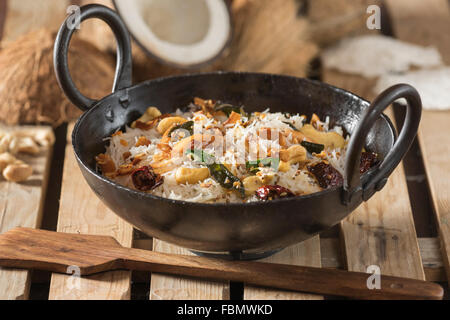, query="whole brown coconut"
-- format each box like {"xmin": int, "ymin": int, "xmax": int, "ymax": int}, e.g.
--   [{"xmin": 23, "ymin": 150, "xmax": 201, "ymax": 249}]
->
[{"xmin": 0, "ymin": 28, "xmax": 115, "ymax": 127}]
